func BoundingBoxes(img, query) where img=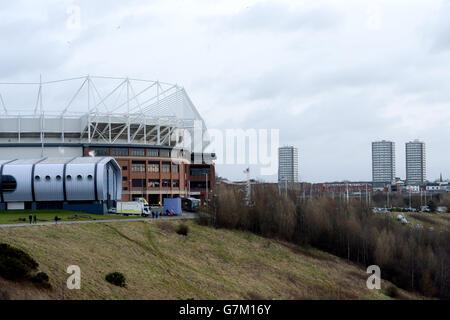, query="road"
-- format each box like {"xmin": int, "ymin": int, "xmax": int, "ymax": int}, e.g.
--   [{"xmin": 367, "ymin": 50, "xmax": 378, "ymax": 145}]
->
[{"xmin": 0, "ymin": 212, "xmax": 198, "ymax": 228}]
